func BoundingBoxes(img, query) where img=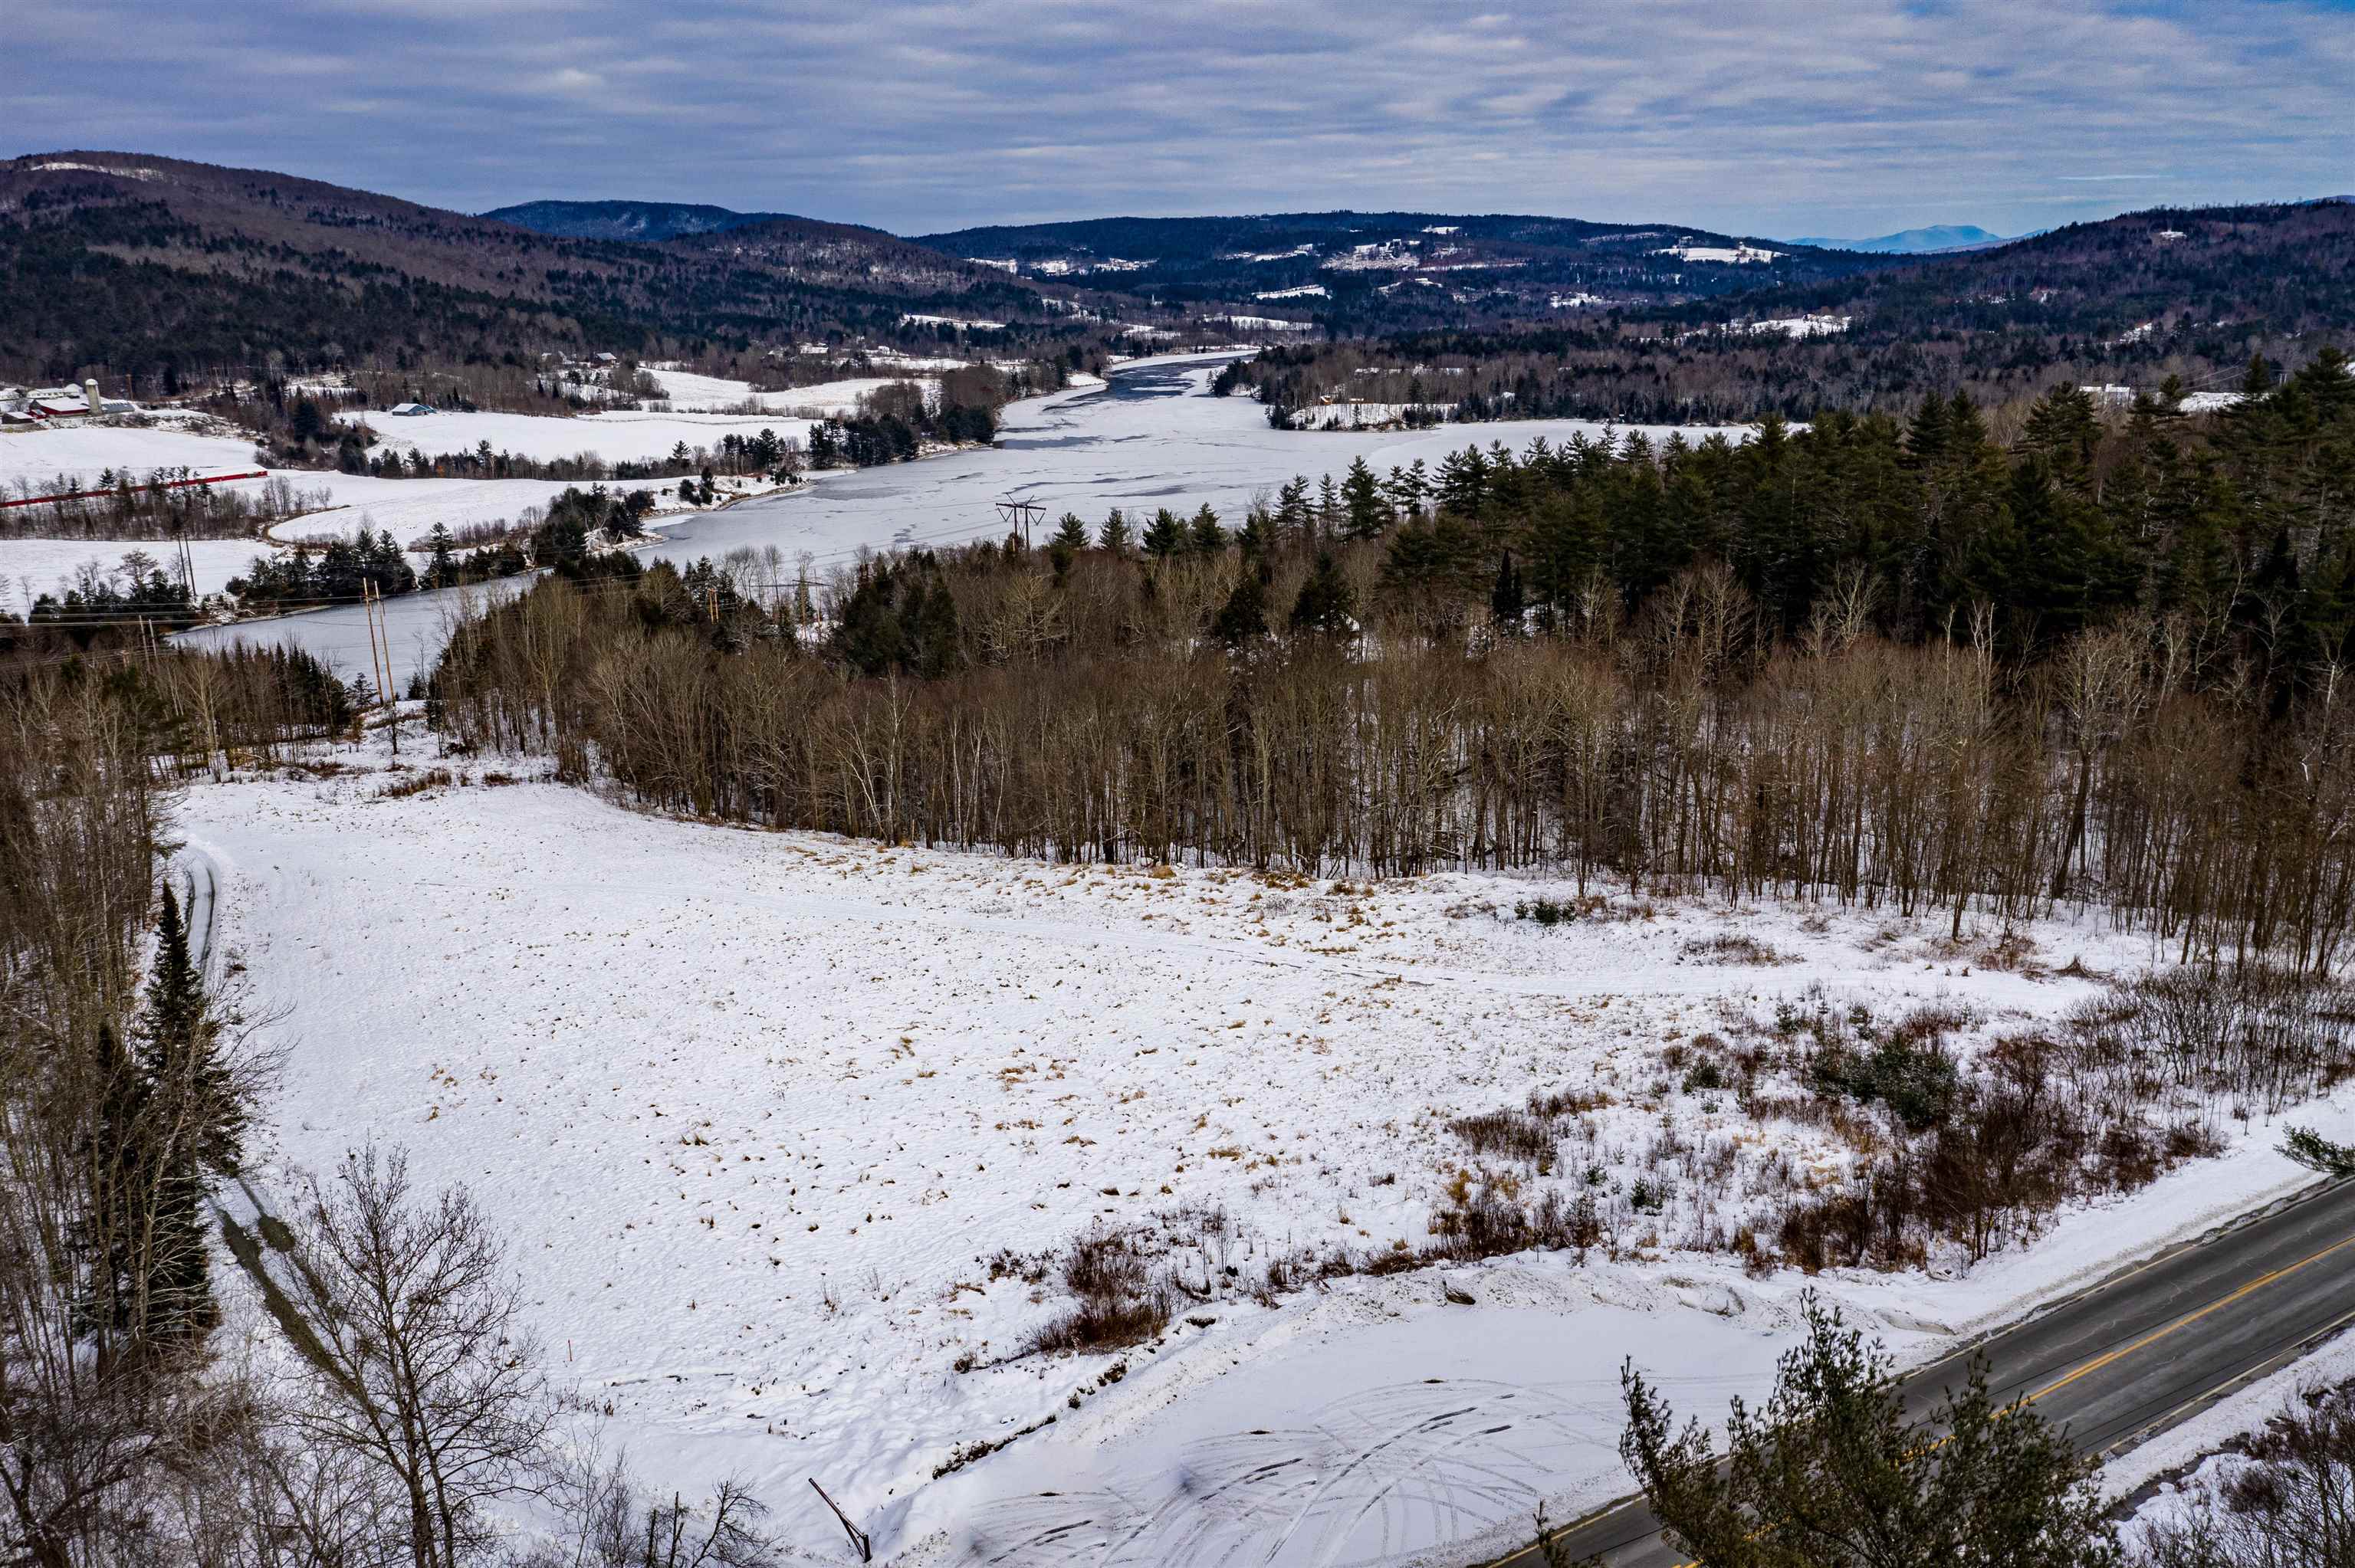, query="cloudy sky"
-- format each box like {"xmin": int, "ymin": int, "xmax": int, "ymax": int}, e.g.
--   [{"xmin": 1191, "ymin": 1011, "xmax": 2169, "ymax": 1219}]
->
[{"xmin": 10, "ymin": 0, "xmax": 2353, "ymax": 238}]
